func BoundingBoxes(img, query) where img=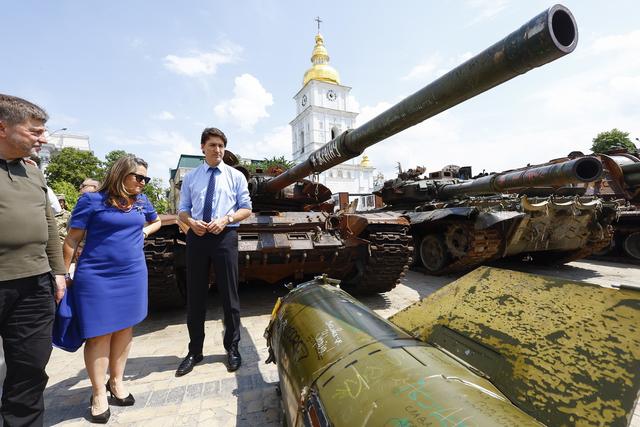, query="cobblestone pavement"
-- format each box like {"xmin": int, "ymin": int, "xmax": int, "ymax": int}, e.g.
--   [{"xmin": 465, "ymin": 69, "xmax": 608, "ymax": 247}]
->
[{"xmin": 6, "ymin": 258, "xmax": 638, "ymax": 426}]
